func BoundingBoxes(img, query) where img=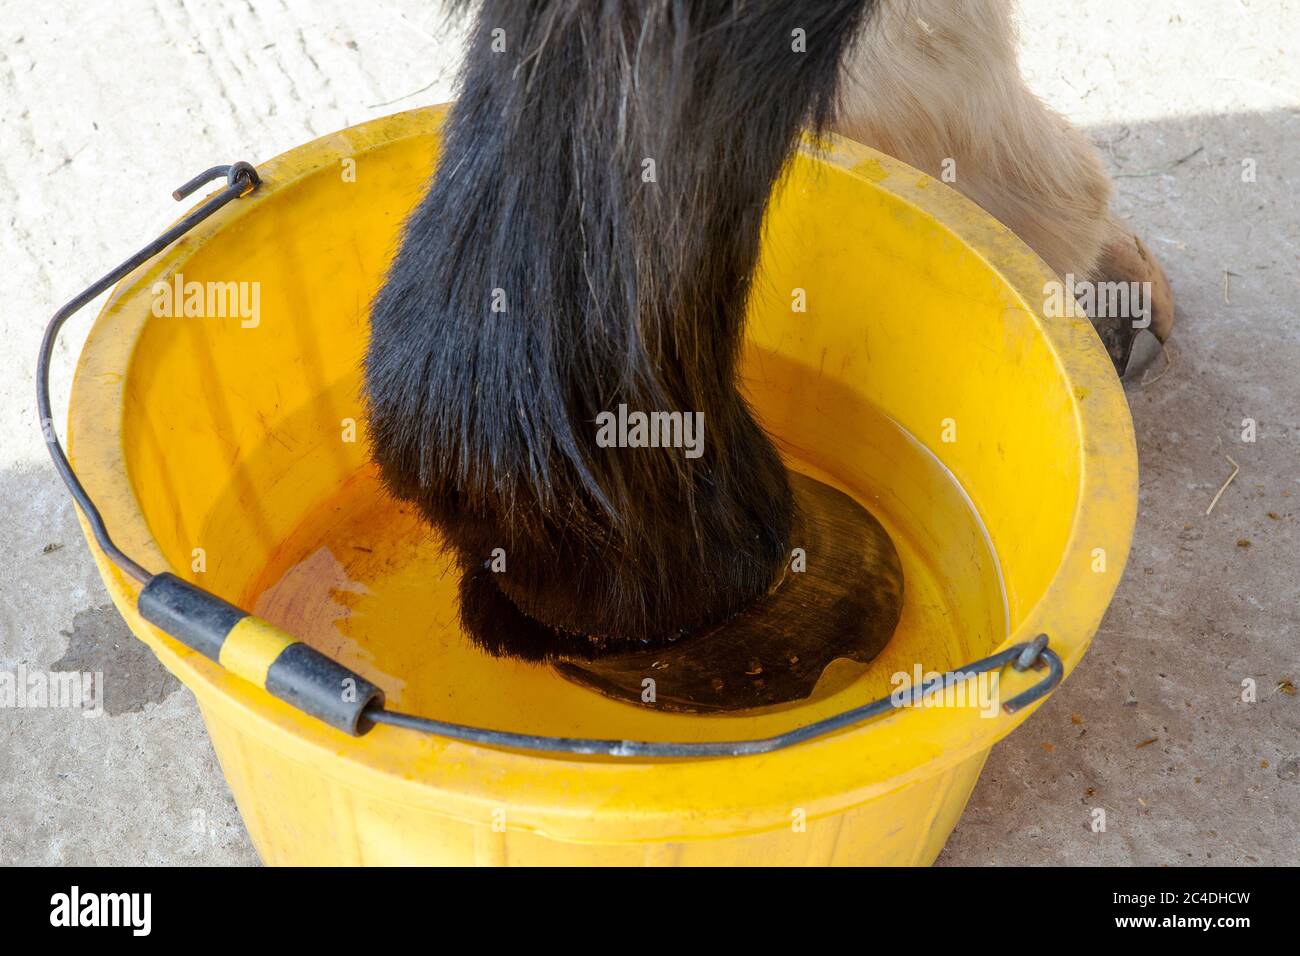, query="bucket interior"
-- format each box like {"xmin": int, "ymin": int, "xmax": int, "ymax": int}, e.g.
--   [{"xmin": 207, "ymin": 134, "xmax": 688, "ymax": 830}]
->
[{"xmin": 111, "ymin": 118, "xmax": 1086, "ymax": 747}]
